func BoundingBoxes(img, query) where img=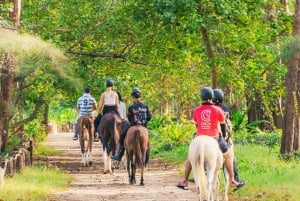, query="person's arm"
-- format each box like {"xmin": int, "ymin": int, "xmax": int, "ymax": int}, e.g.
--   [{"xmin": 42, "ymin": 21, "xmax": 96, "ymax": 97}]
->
[
  {"xmin": 220, "ymin": 123, "xmax": 227, "ymax": 138},
  {"xmin": 146, "ymin": 105, "xmax": 152, "ymax": 121},
  {"xmin": 115, "ymin": 92, "xmax": 120, "ymax": 108},
  {"xmin": 97, "ymin": 93, "xmax": 105, "ymax": 114},
  {"xmin": 127, "ymin": 106, "xmax": 133, "ymax": 123}
]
